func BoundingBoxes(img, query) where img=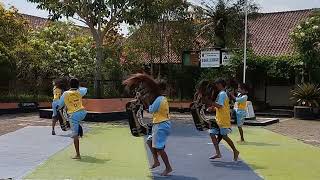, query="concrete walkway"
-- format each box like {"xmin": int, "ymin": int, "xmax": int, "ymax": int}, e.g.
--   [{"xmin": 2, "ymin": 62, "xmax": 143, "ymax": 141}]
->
[
  {"xmin": 148, "ymin": 122, "xmax": 262, "ymax": 180},
  {"xmin": 0, "ymin": 127, "xmax": 72, "ymax": 179}
]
